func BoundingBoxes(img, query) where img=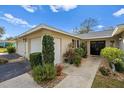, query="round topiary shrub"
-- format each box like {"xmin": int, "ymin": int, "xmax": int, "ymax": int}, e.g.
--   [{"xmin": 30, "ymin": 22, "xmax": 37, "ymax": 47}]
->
[
  {"xmin": 7, "ymin": 46, "xmax": 16, "ymax": 54},
  {"xmin": 100, "ymin": 47, "xmax": 124, "ymax": 62},
  {"xmin": 114, "ymin": 58, "xmax": 124, "ymax": 72}
]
